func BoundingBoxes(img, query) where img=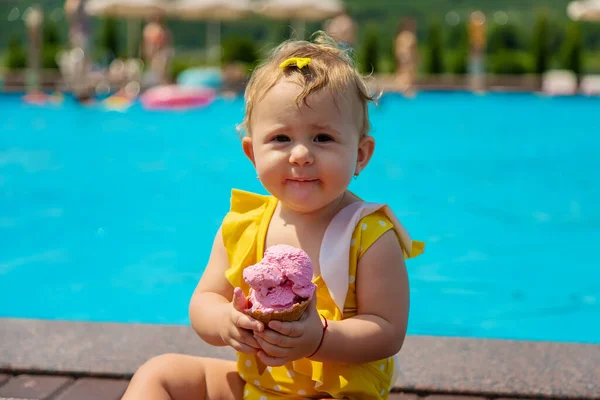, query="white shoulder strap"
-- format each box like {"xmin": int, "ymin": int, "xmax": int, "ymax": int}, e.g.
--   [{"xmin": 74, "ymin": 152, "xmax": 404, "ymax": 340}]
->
[{"xmin": 319, "ymin": 202, "xmax": 414, "ymax": 314}]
